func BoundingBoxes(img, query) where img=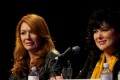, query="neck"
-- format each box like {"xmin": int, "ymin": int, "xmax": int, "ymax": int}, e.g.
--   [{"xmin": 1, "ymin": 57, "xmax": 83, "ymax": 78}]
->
[
  {"xmin": 104, "ymin": 53, "xmax": 112, "ymax": 63},
  {"xmin": 29, "ymin": 52, "xmax": 39, "ymax": 66}
]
